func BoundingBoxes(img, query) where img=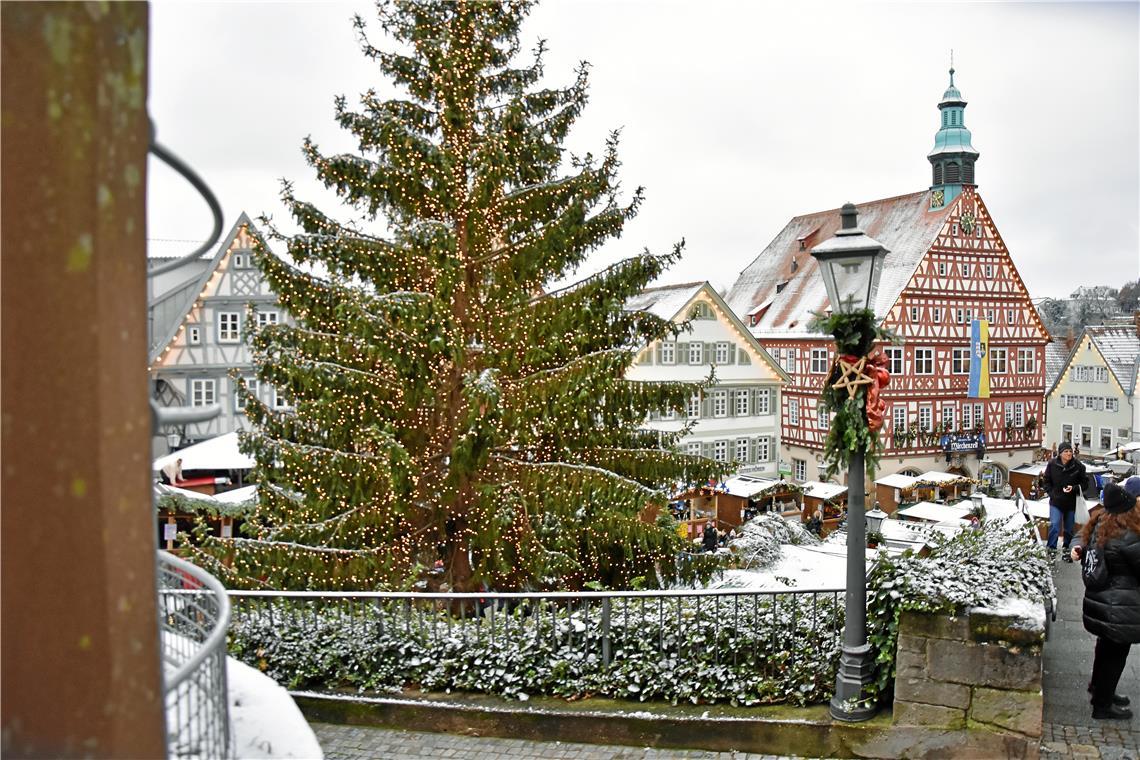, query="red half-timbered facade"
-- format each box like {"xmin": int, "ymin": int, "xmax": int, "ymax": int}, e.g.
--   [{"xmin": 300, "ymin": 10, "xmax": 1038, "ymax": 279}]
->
[{"xmin": 725, "ymin": 73, "xmax": 1050, "ymax": 488}]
